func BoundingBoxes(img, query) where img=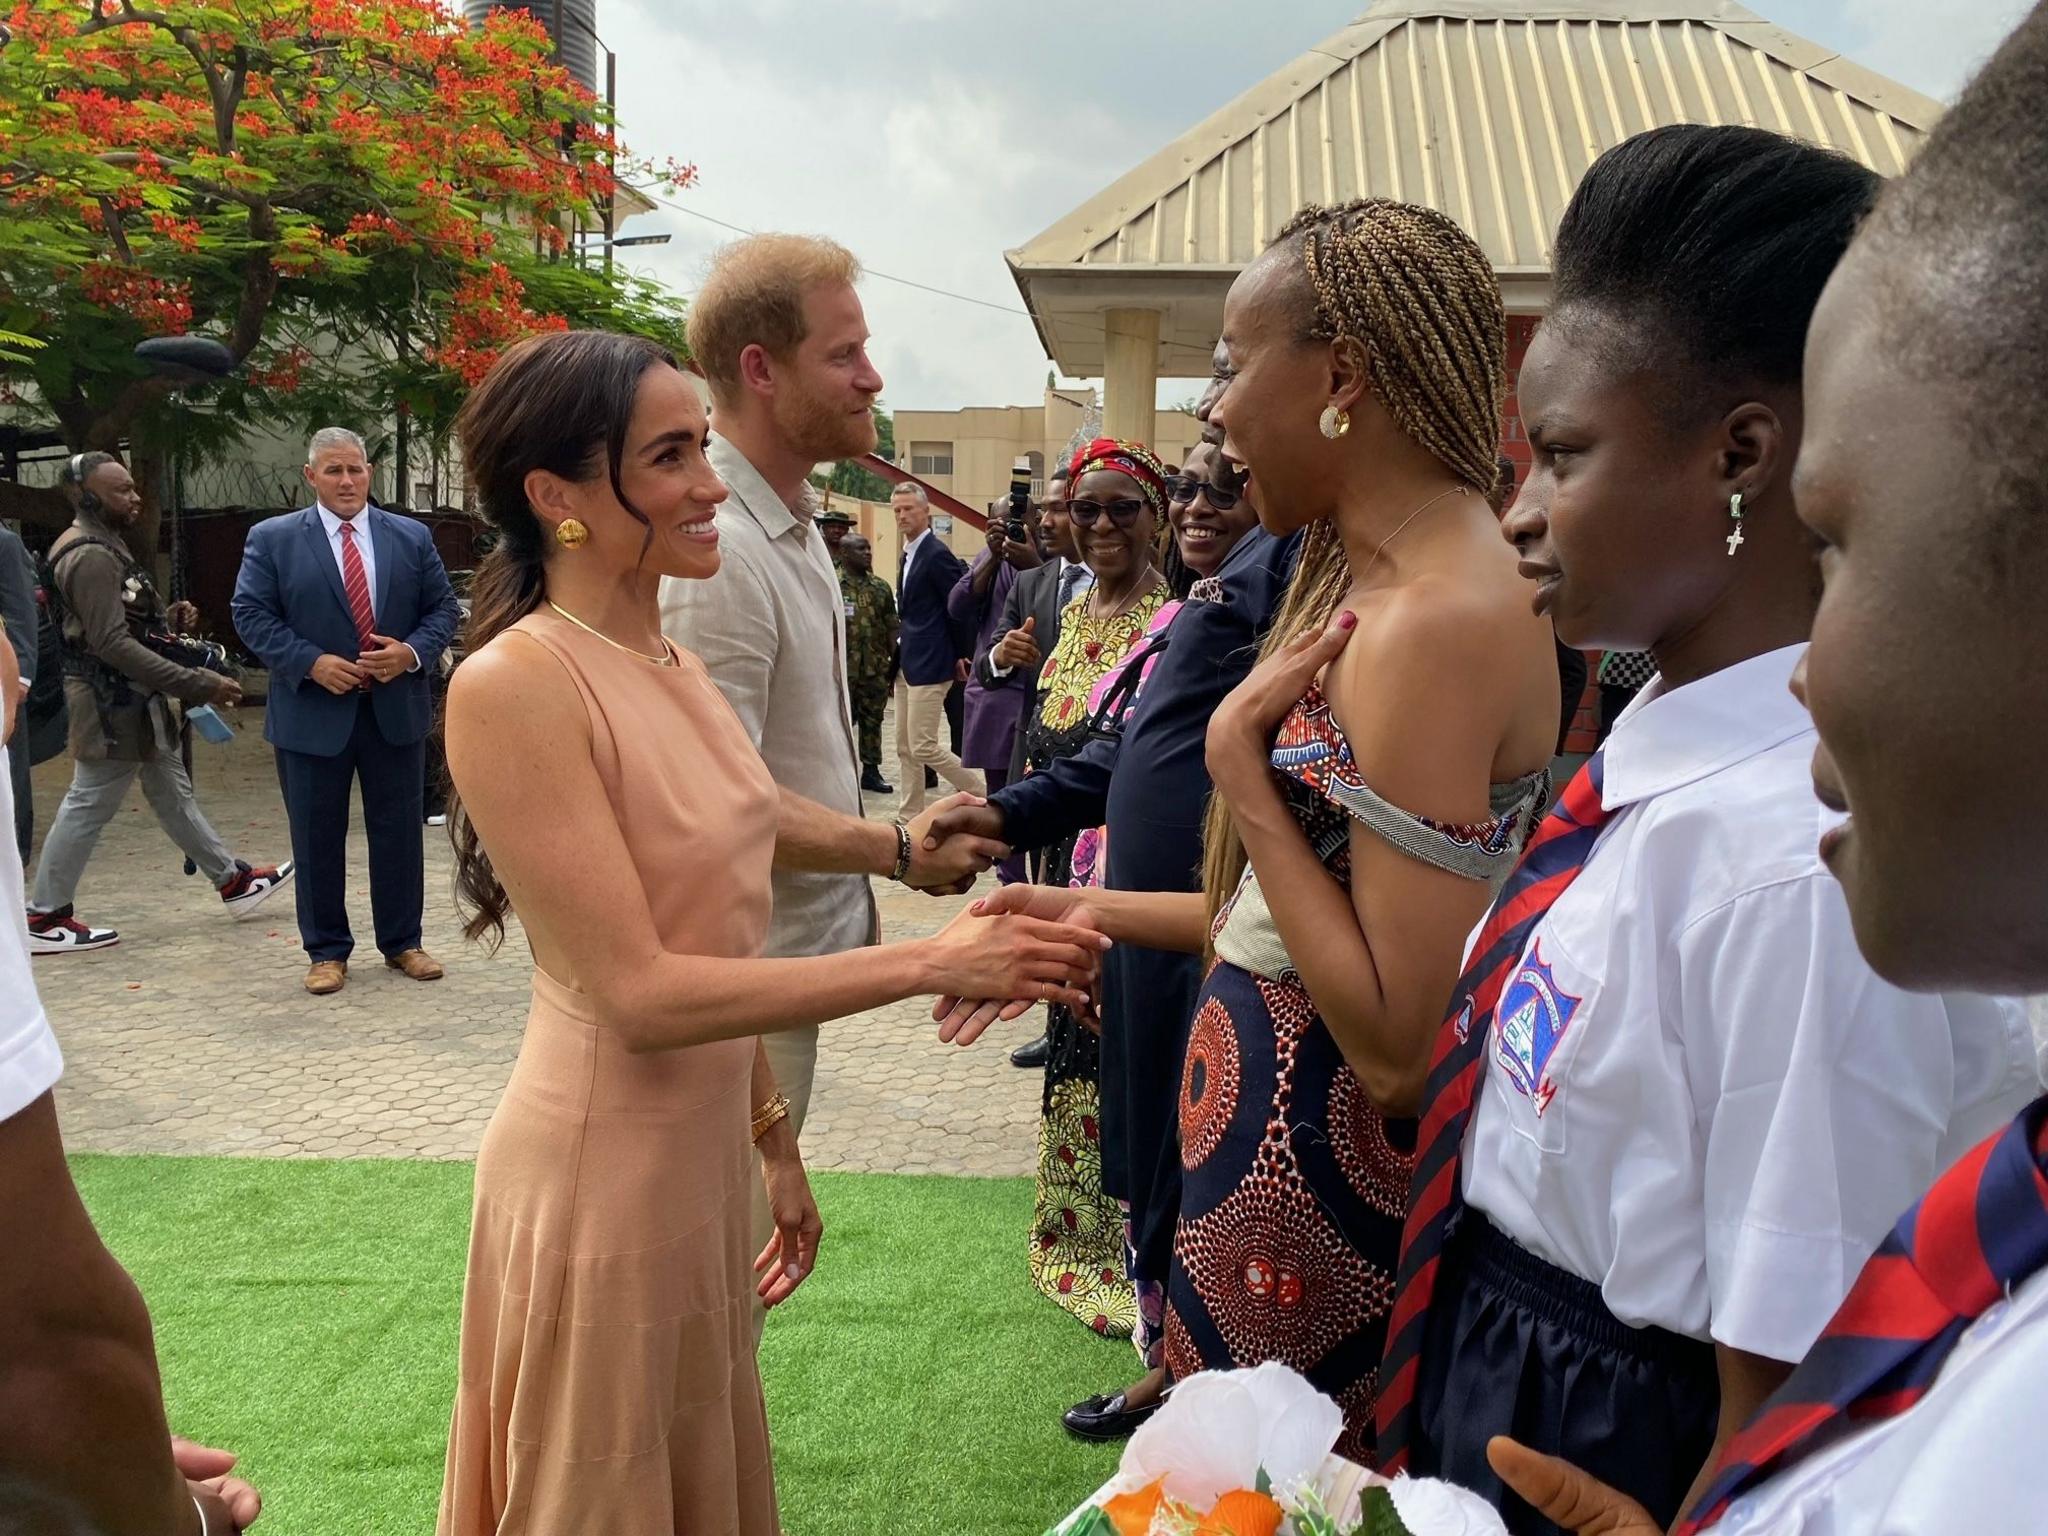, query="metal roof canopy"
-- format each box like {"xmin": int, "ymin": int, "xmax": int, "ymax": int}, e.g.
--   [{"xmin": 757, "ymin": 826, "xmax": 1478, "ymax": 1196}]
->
[{"xmin": 1008, "ymin": 0, "xmax": 1941, "ymax": 377}]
